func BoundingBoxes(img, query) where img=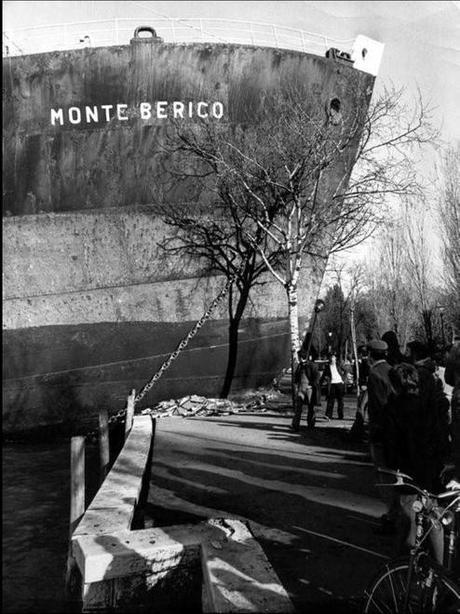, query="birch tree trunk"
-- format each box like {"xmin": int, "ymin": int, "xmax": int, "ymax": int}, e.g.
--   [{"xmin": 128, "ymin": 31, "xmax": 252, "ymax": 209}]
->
[{"xmin": 287, "ymin": 283, "xmax": 301, "ymax": 409}]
